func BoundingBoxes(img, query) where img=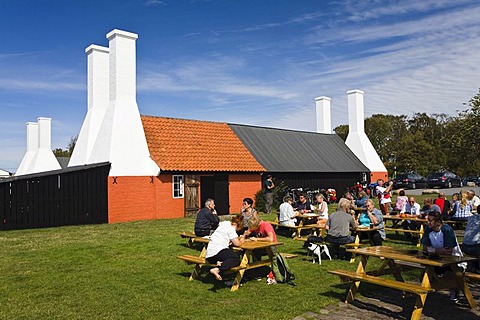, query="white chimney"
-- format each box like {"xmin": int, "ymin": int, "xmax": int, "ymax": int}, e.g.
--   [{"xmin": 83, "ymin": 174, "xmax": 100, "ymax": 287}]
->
[
  {"xmin": 88, "ymin": 29, "xmax": 160, "ymax": 176},
  {"xmin": 15, "ymin": 122, "xmax": 39, "ymax": 175},
  {"xmin": 27, "ymin": 117, "xmax": 61, "ymax": 173},
  {"xmin": 315, "ymin": 96, "xmax": 332, "ymax": 134},
  {"xmin": 347, "ymin": 89, "xmax": 365, "ymax": 133},
  {"xmin": 69, "ymin": 45, "xmax": 110, "ymax": 166},
  {"xmin": 345, "ymin": 90, "xmax": 387, "ymax": 177}
]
